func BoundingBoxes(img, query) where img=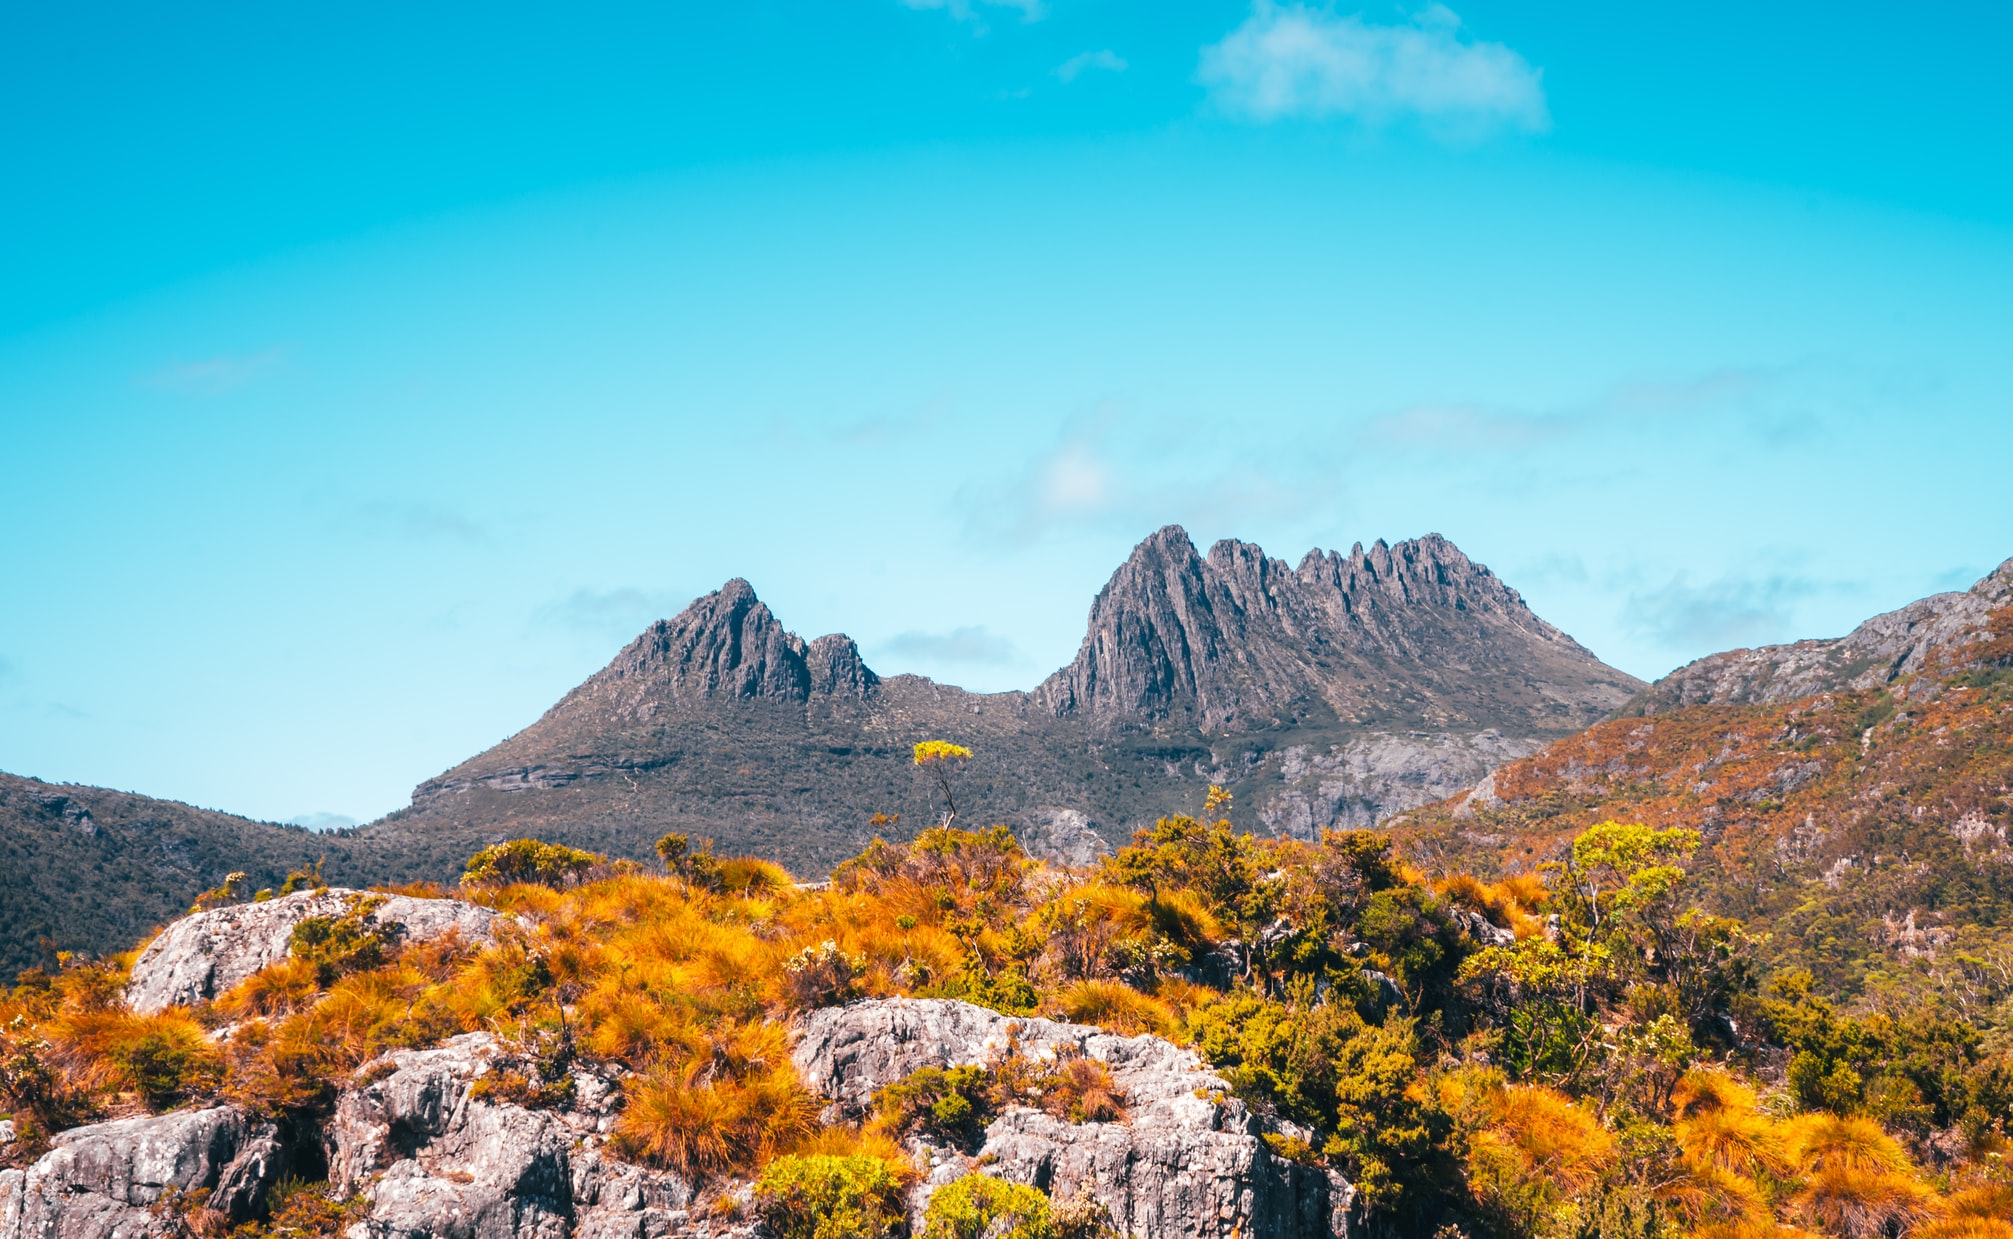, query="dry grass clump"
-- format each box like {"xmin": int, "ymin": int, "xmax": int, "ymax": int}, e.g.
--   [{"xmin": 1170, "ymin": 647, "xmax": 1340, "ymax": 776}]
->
[
  {"xmin": 614, "ymin": 1063, "xmax": 818, "ymax": 1178},
  {"xmin": 1050, "ymin": 980, "xmax": 1172, "ymax": 1038}
]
